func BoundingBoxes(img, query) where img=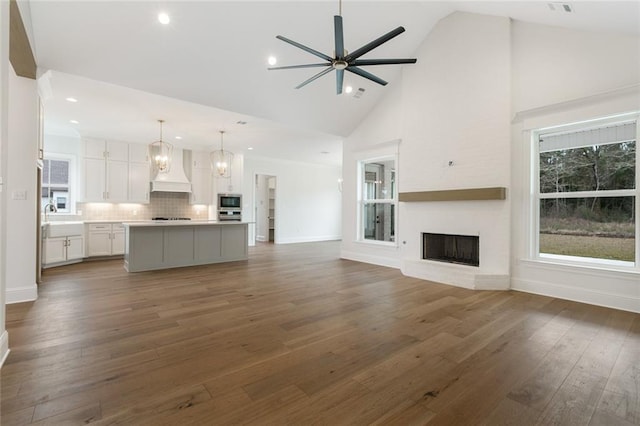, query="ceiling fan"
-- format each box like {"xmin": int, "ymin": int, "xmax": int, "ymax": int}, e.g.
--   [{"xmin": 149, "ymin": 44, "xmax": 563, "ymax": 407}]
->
[{"xmin": 268, "ymin": 0, "xmax": 417, "ymax": 95}]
